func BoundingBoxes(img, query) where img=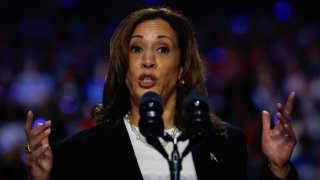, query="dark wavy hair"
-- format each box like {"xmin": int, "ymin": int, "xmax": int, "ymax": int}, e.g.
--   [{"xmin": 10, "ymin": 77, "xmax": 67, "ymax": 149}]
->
[{"xmin": 92, "ymin": 7, "xmax": 226, "ymax": 134}]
